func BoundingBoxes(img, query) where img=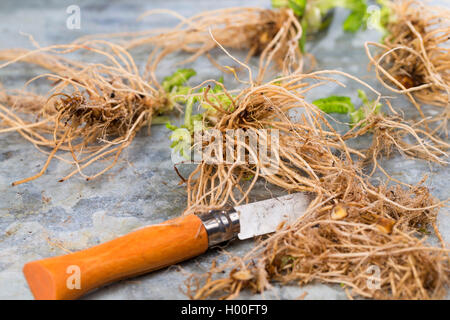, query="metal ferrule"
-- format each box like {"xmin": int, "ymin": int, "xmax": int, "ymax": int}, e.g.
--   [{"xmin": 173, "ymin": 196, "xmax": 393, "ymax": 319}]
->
[{"xmin": 198, "ymin": 209, "xmax": 240, "ymax": 246}]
